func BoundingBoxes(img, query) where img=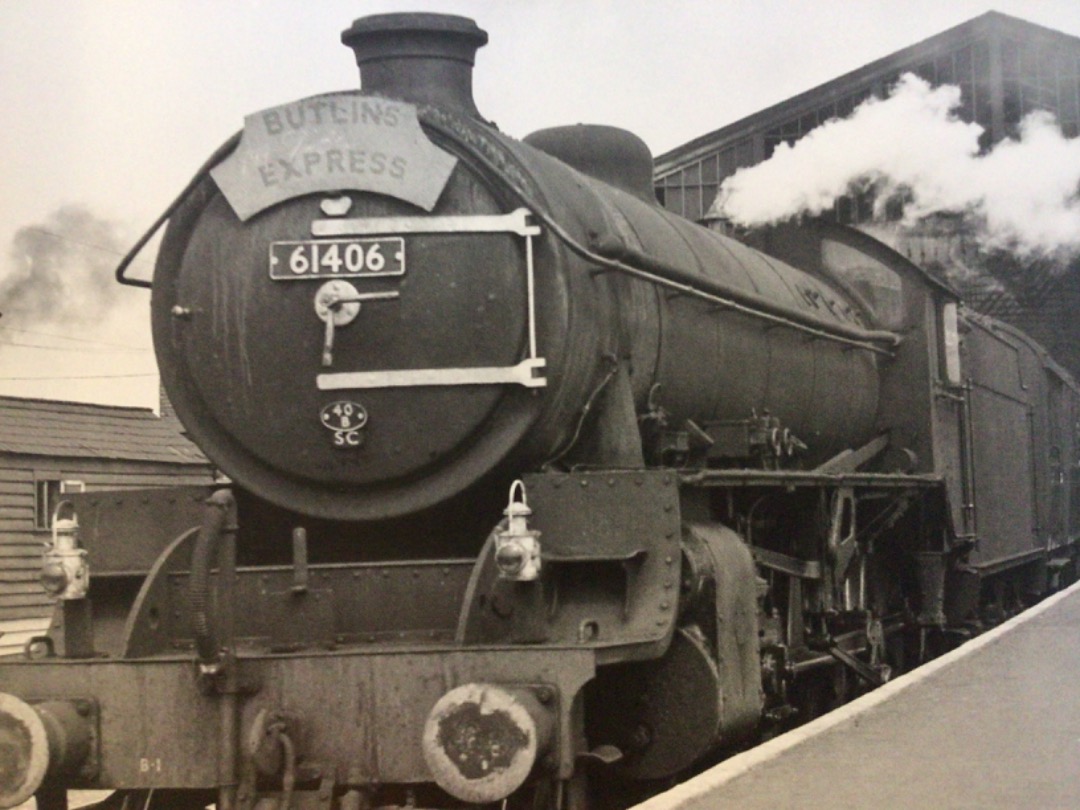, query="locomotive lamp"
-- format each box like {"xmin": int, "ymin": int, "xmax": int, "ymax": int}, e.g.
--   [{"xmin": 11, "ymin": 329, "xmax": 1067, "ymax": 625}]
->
[
  {"xmin": 39, "ymin": 501, "xmax": 95, "ymax": 658},
  {"xmin": 494, "ymin": 481, "xmax": 541, "ymax": 581},
  {"xmin": 40, "ymin": 502, "xmax": 88, "ymax": 601}
]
